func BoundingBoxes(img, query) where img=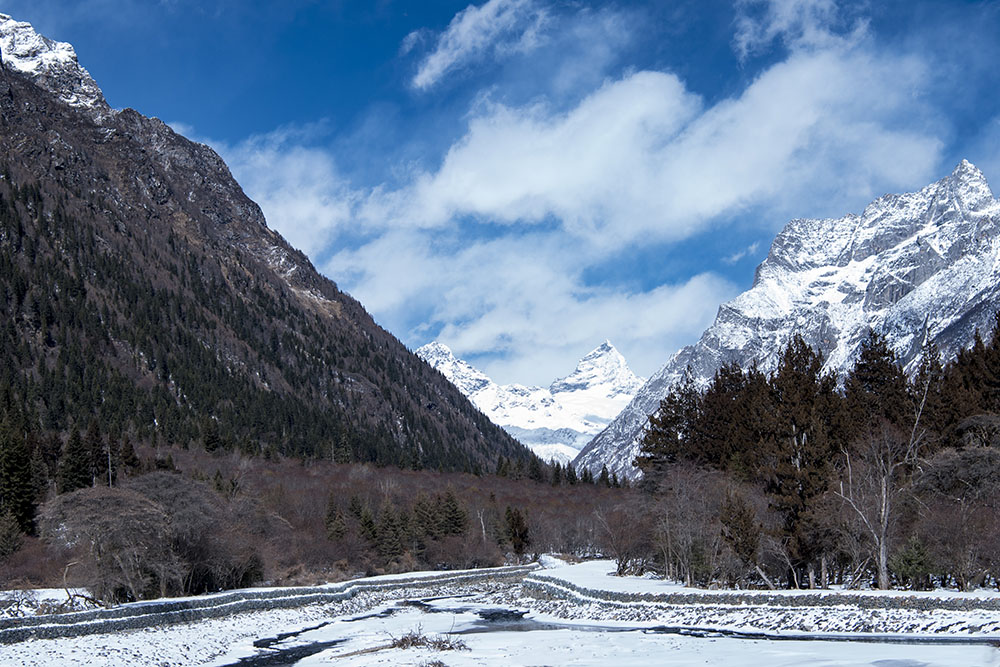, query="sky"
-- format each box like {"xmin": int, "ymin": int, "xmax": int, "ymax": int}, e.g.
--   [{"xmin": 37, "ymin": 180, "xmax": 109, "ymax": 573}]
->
[{"xmin": 5, "ymin": 0, "xmax": 1000, "ymax": 385}]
